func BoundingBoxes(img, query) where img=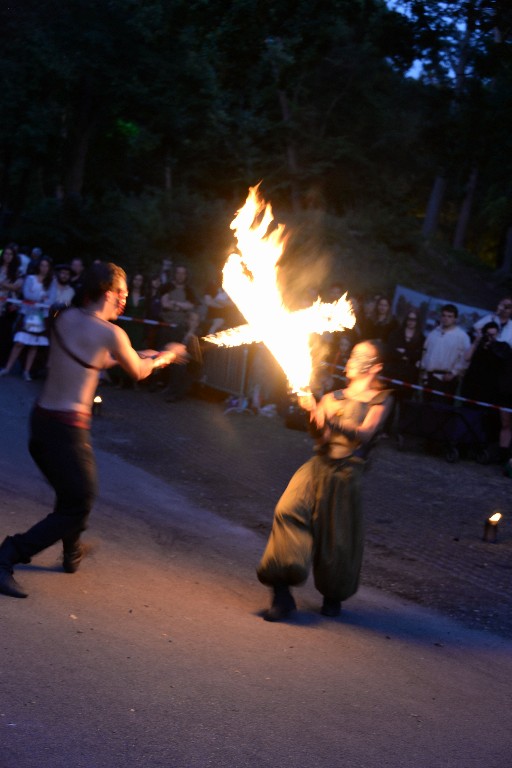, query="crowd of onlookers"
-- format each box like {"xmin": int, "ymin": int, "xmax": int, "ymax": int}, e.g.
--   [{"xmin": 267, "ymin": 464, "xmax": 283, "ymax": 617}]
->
[
  {"xmin": 0, "ymin": 246, "xmax": 242, "ymax": 399},
  {"xmin": 316, "ymin": 291, "xmax": 512, "ymax": 471},
  {"xmin": 2, "ymin": 241, "xmax": 512, "ymax": 468}
]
